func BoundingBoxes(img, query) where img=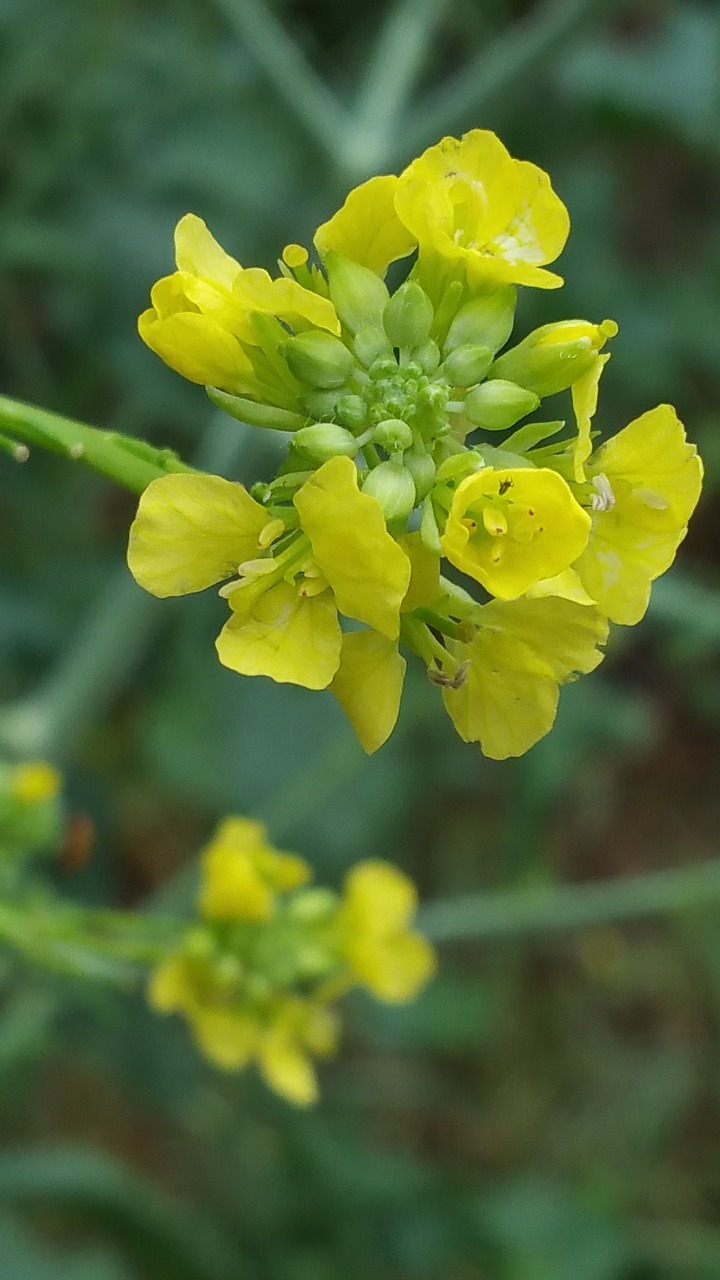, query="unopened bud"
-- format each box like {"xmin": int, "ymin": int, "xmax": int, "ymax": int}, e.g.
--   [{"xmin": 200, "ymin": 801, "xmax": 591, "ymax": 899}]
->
[
  {"xmin": 354, "ymin": 326, "xmax": 392, "ymax": 369},
  {"xmin": 336, "ymin": 393, "xmax": 369, "ymax": 429},
  {"xmin": 283, "ymin": 330, "xmax": 355, "ymax": 389},
  {"xmin": 403, "ymin": 448, "xmax": 436, "ymax": 501},
  {"xmin": 444, "ymin": 287, "xmax": 516, "ymax": 355},
  {"xmin": 442, "ymin": 343, "xmax": 494, "ymax": 387},
  {"xmin": 325, "ymin": 251, "xmax": 390, "ymax": 334},
  {"xmin": 369, "ymin": 354, "xmax": 398, "ymax": 381},
  {"xmin": 384, "ymin": 282, "xmax": 434, "ymax": 350},
  {"xmin": 464, "ymin": 380, "xmax": 540, "ymax": 431},
  {"xmin": 373, "ymin": 418, "xmax": 413, "ymax": 452},
  {"xmin": 487, "ymin": 319, "xmax": 618, "ymax": 397},
  {"xmin": 300, "ymin": 389, "xmax": 342, "ymax": 419},
  {"xmin": 287, "ymin": 887, "xmax": 339, "ymax": 921},
  {"xmin": 293, "ymin": 422, "xmax": 359, "ymax": 461},
  {"xmin": 363, "ymin": 461, "xmax": 417, "ymax": 522},
  {"xmin": 413, "ymin": 338, "xmax": 441, "ymax": 373}
]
